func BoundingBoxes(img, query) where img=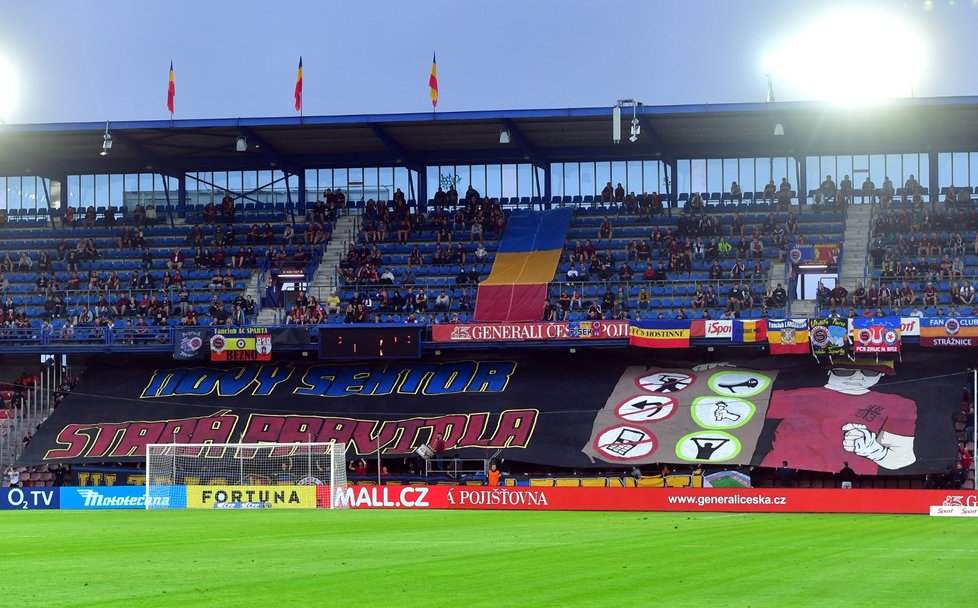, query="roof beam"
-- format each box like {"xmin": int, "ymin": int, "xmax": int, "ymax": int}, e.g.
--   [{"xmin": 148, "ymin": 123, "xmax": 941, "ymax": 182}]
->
[
  {"xmin": 635, "ymin": 115, "xmax": 670, "ymax": 160},
  {"xmin": 368, "ymin": 124, "xmax": 414, "ymax": 167},
  {"xmin": 109, "ymin": 130, "xmax": 179, "ymax": 176},
  {"xmin": 499, "ymin": 118, "xmax": 539, "ymax": 162},
  {"xmin": 237, "ymin": 126, "xmax": 300, "ymax": 175}
]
